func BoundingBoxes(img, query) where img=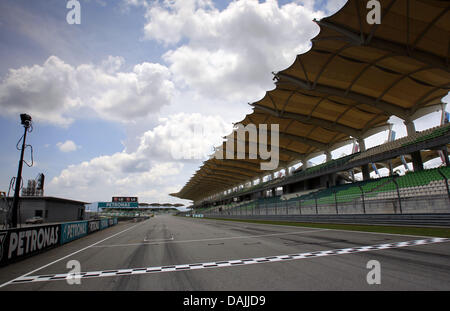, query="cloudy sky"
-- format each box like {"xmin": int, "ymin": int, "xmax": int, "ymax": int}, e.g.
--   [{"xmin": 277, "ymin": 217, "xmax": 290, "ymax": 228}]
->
[{"xmin": 0, "ymin": 0, "xmax": 448, "ymax": 207}]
